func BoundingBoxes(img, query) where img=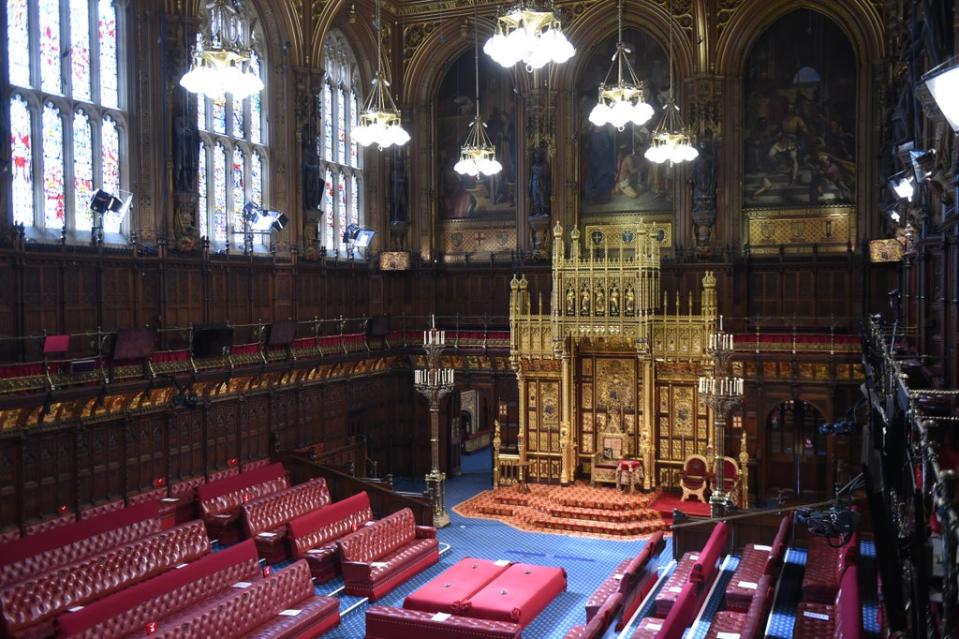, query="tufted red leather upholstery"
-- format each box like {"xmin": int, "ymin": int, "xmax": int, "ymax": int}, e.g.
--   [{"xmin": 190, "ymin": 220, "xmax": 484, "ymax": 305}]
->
[
  {"xmin": 0, "ymin": 500, "xmax": 160, "ymax": 590},
  {"xmin": 654, "ymin": 551, "xmax": 699, "ymax": 617},
  {"xmin": 128, "ymin": 487, "xmax": 168, "ymax": 506},
  {"xmin": 585, "ymin": 558, "xmax": 631, "ymax": 622},
  {"xmin": 130, "ymin": 560, "xmax": 339, "ymax": 639},
  {"xmin": 338, "ymin": 508, "xmax": 439, "ymax": 600},
  {"xmin": 79, "ymin": 498, "xmax": 125, "ymax": 520},
  {"xmin": 794, "ymin": 565, "xmax": 861, "ymax": 639},
  {"xmin": 0, "ymin": 530, "xmax": 18, "ymax": 546},
  {"xmin": 0, "ymin": 519, "xmax": 210, "ymax": 638},
  {"xmin": 644, "ymin": 582, "xmax": 699, "ymax": 639},
  {"xmin": 198, "ymin": 463, "xmax": 288, "ymax": 543},
  {"xmin": 565, "ymin": 591, "xmax": 623, "ymax": 639},
  {"xmin": 242, "ymin": 478, "xmax": 331, "ymax": 563},
  {"xmin": 801, "ymin": 534, "xmax": 858, "ymax": 603},
  {"xmin": 365, "ymin": 605, "xmax": 522, "ymax": 639},
  {"xmin": 707, "ymin": 574, "xmax": 773, "ymax": 639},
  {"xmin": 616, "ymin": 532, "xmax": 666, "ymax": 631},
  {"xmin": 288, "ymin": 492, "xmax": 373, "ymax": 582},
  {"xmin": 57, "ymin": 539, "xmax": 260, "ymax": 639},
  {"xmin": 206, "ymin": 466, "xmax": 240, "ymax": 483},
  {"xmin": 724, "ymin": 544, "xmax": 771, "ymax": 612},
  {"xmin": 22, "ymin": 511, "xmax": 75, "ymax": 536},
  {"xmin": 243, "ymin": 457, "xmax": 272, "ymax": 471}
]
